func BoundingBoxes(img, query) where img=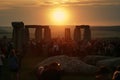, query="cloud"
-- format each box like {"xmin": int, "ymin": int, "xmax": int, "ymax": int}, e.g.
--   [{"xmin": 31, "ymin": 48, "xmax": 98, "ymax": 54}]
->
[
  {"xmin": 37, "ymin": 0, "xmax": 120, "ymax": 6},
  {"xmin": 0, "ymin": 0, "xmax": 120, "ymax": 10},
  {"xmin": 0, "ymin": 1, "xmax": 14, "ymax": 10},
  {"xmin": 0, "ymin": 0, "xmax": 39, "ymax": 10}
]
